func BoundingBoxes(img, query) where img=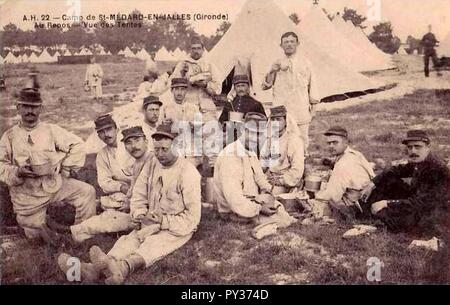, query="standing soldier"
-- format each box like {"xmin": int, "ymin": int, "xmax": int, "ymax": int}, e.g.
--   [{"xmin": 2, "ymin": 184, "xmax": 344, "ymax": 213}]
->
[
  {"xmin": 171, "ymin": 36, "xmax": 221, "ymax": 121},
  {"xmin": 85, "ymin": 56, "xmax": 104, "ymax": 100},
  {"xmin": 262, "ymin": 32, "xmax": 320, "ymax": 153},
  {"xmin": 421, "ymin": 25, "xmax": 441, "ymax": 77}
]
